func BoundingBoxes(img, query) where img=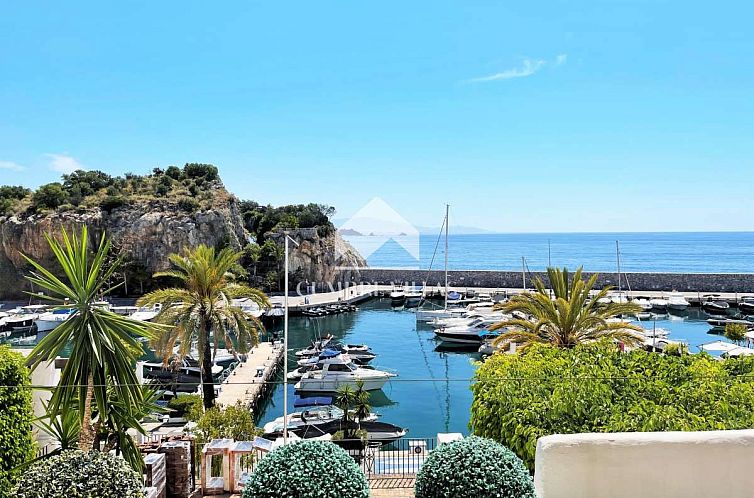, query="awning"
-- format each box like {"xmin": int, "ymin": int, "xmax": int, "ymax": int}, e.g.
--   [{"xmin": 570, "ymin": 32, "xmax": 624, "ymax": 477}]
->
[
  {"xmin": 699, "ymin": 341, "xmax": 738, "ymax": 353},
  {"xmin": 726, "ymin": 346, "xmax": 754, "ymax": 357}
]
